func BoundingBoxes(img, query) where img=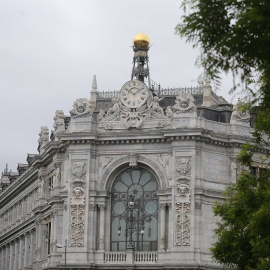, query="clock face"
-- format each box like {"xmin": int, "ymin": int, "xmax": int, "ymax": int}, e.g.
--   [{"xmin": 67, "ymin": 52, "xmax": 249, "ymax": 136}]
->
[{"xmin": 120, "ymin": 80, "xmax": 148, "ymax": 108}]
